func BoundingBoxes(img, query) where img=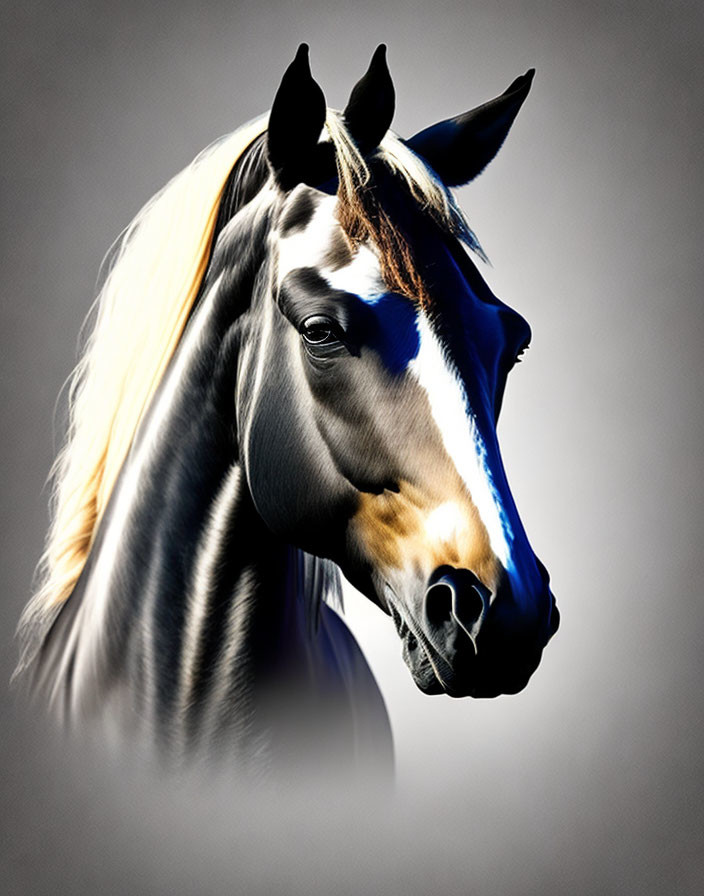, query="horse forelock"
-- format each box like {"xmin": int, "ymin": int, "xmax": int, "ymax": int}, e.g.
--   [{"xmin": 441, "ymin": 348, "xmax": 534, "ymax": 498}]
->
[{"xmin": 285, "ymin": 111, "xmax": 486, "ymax": 309}]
